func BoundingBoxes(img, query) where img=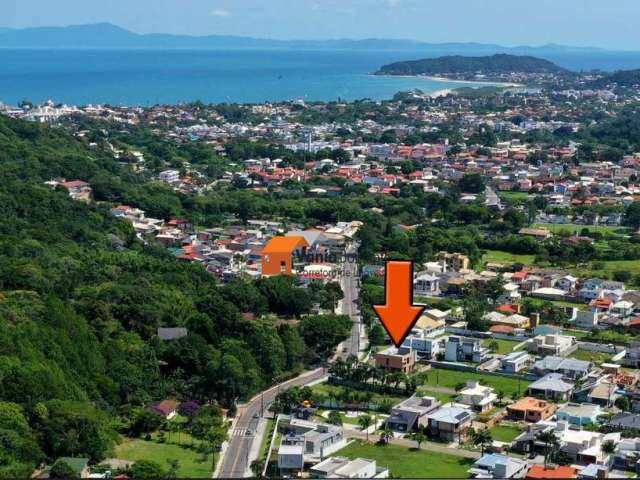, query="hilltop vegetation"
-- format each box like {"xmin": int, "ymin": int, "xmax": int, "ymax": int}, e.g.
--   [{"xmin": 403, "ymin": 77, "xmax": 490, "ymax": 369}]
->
[
  {"xmin": 376, "ymin": 53, "xmax": 567, "ymax": 76},
  {"xmin": 592, "ymin": 68, "xmax": 640, "ymax": 87},
  {"xmin": 0, "ymin": 115, "xmax": 351, "ymax": 476}
]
